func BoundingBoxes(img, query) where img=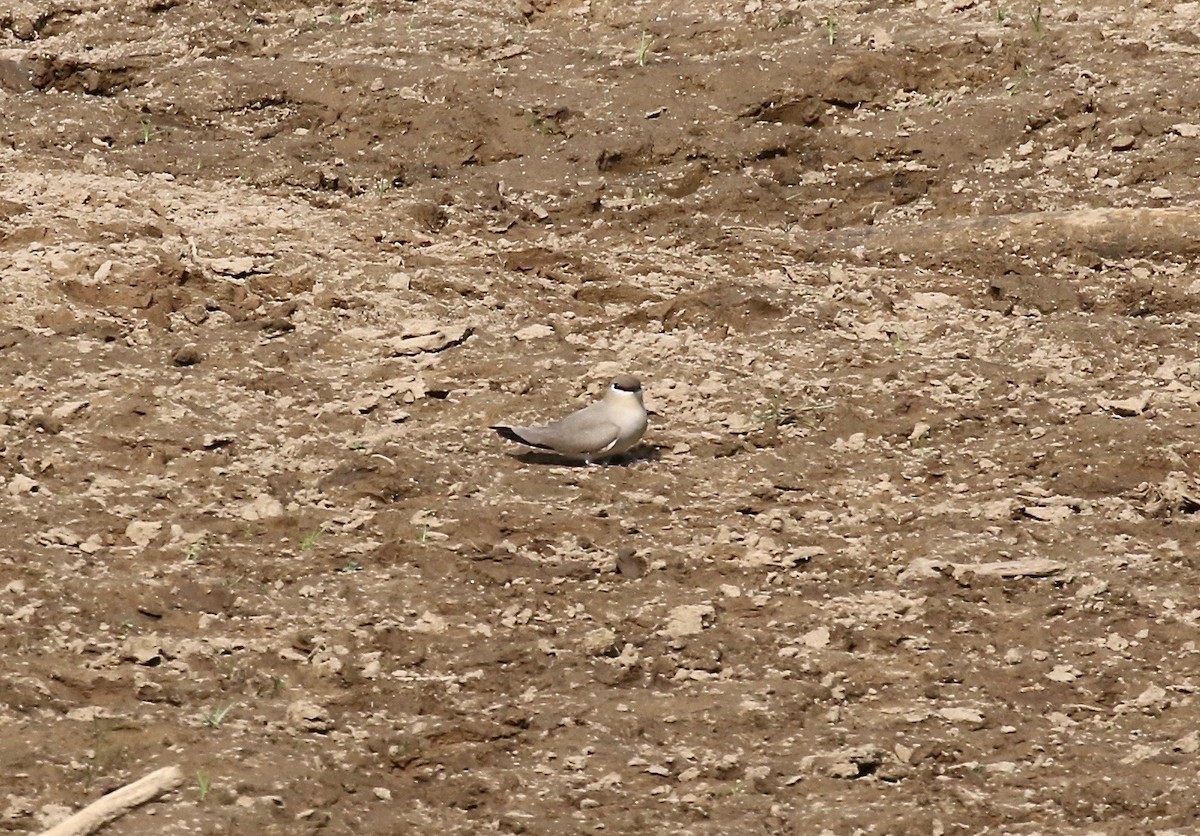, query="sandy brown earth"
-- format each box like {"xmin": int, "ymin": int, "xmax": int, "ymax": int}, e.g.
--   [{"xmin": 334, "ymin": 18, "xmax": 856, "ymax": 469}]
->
[{"xmin": 3, "ymin": 0, "xmax": 1200, "ymax": 833}]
